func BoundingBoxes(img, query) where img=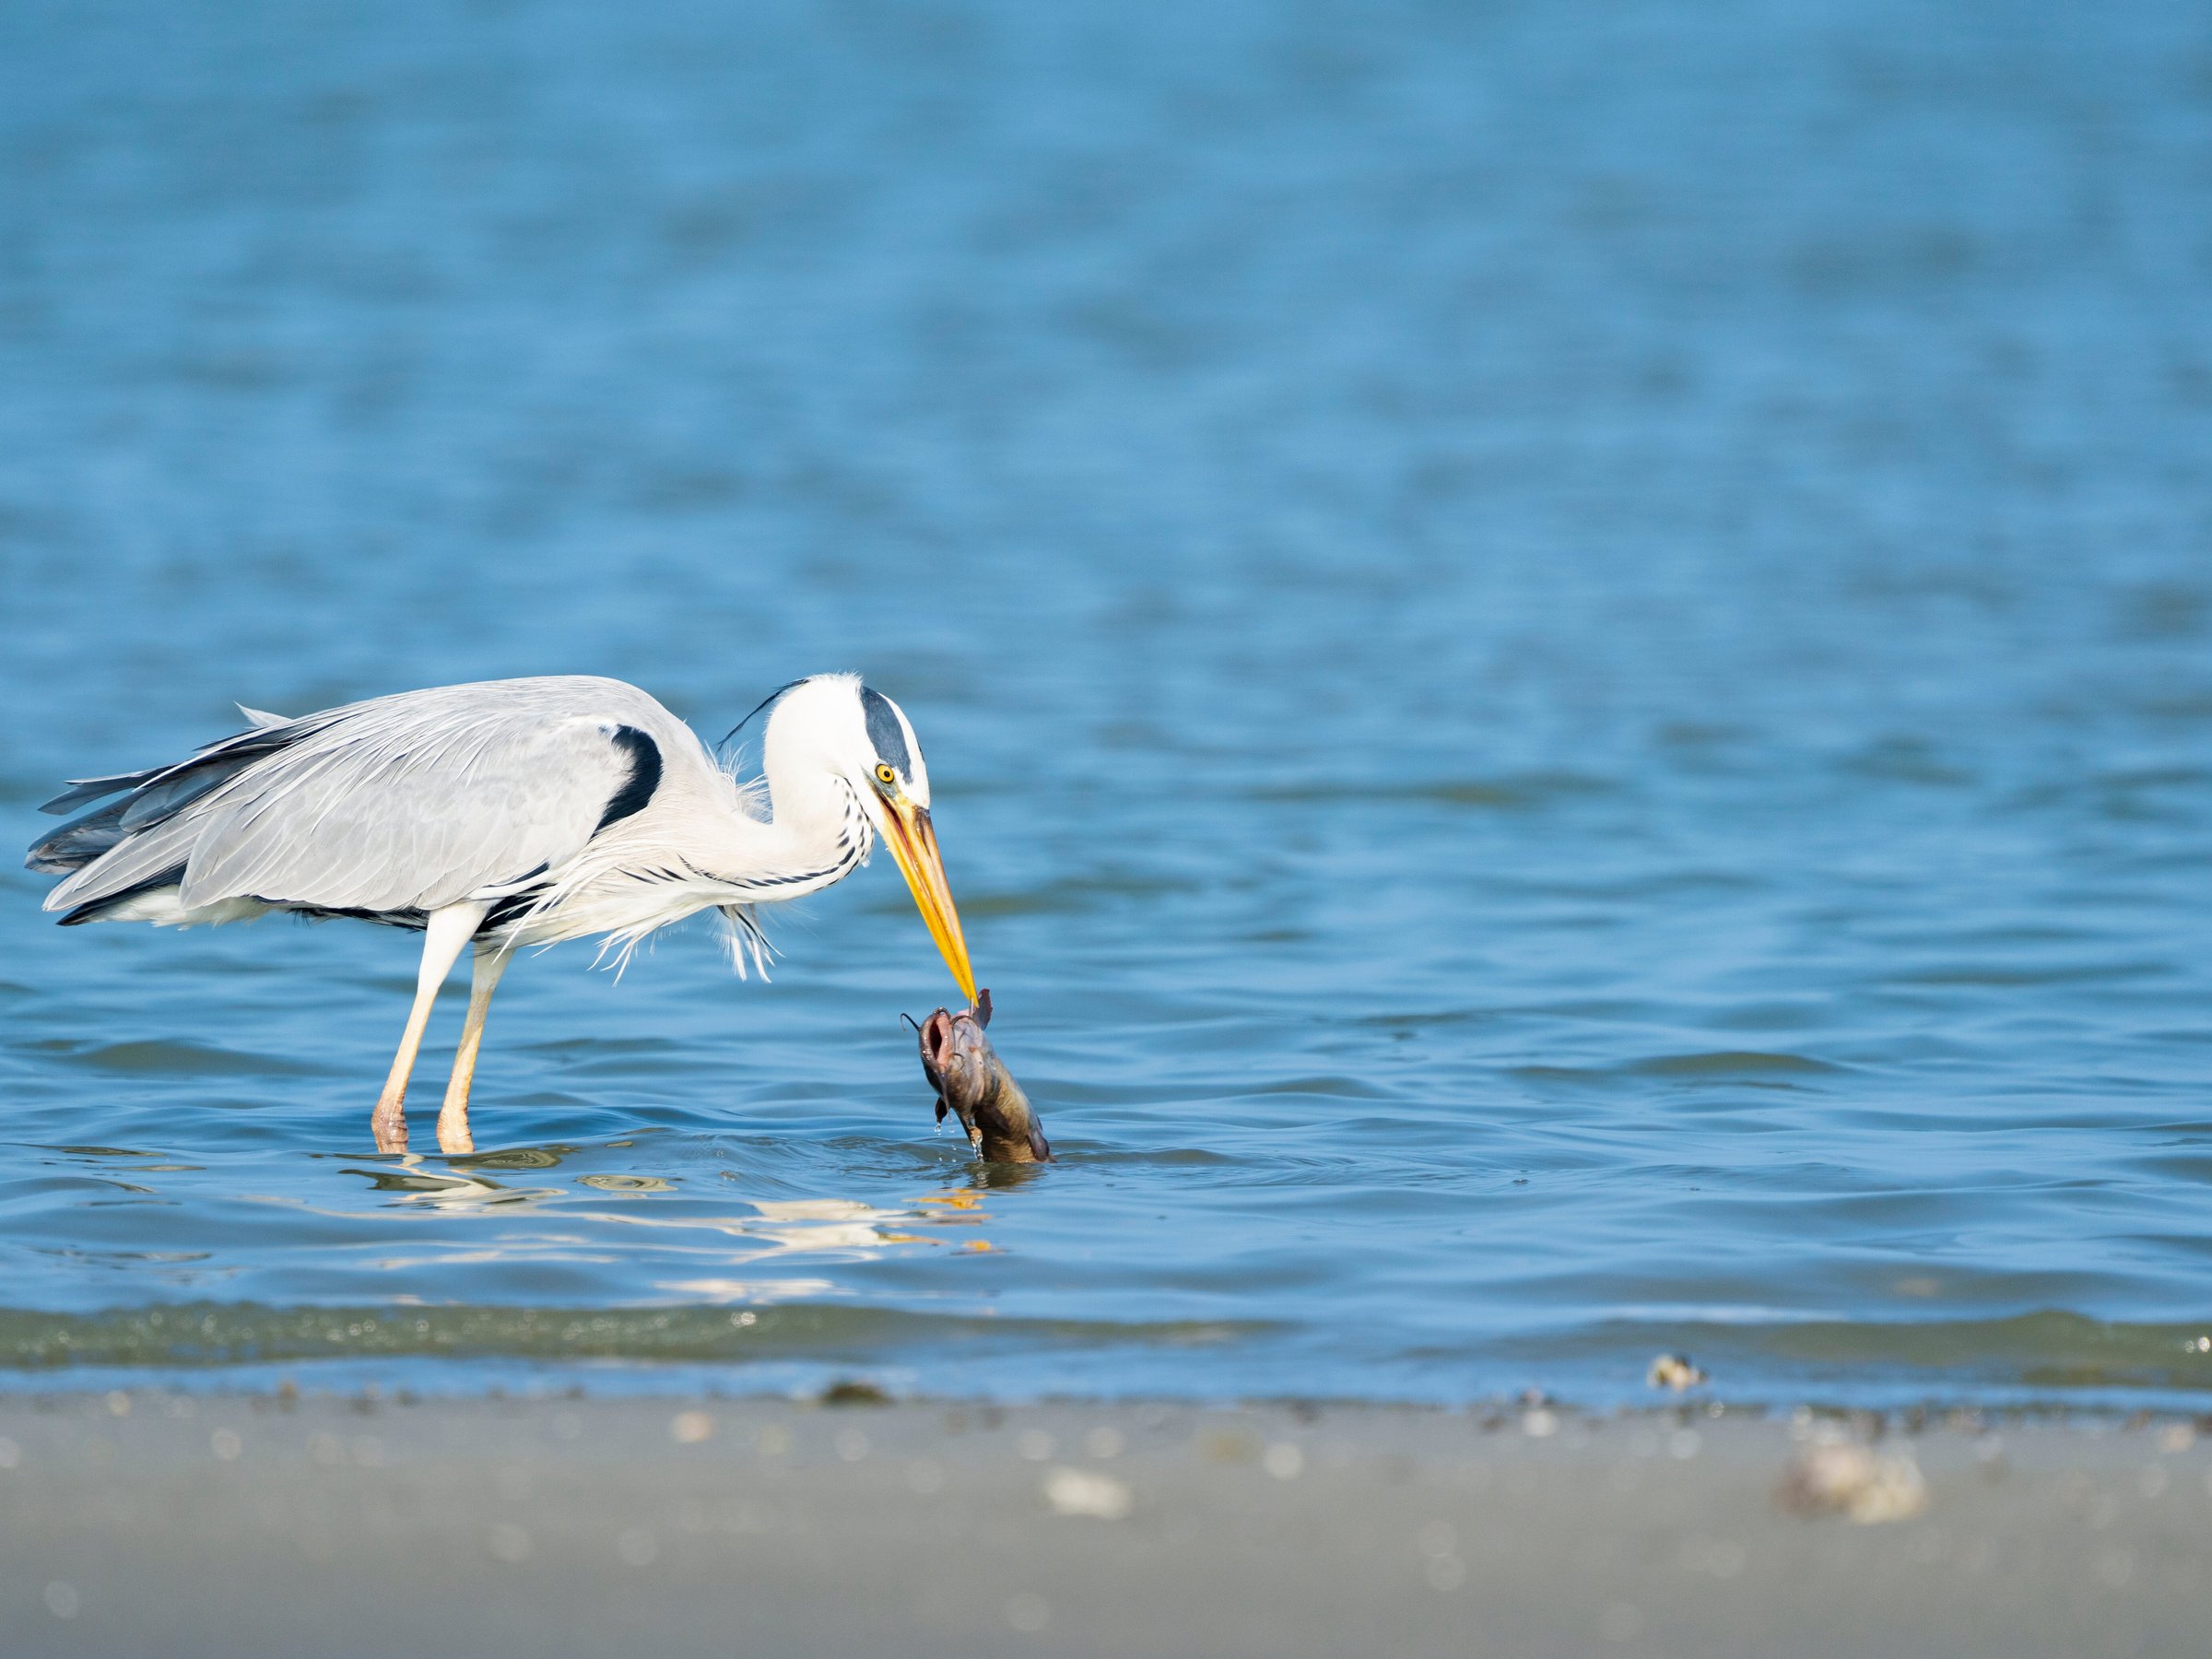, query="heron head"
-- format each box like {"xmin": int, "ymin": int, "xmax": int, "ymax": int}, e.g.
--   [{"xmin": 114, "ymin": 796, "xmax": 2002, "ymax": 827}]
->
[{"xmin": 759, "ymin": 675, "xmax": 976, "ymax": 1004}]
